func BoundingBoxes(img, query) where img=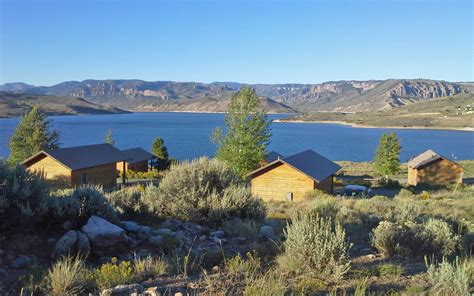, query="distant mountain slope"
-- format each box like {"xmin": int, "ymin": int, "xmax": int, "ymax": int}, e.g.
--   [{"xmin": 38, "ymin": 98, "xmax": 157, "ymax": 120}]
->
[
  {"xmin": 278, "ymin": 93, "xmax": 474, "ymax": 130},
  {"xmin": 1, "ymin": 79, "xmax": 472, "ymax": 112},
  {"xmin": 134, "ymin": 96, "xmax": 296, "ymax": 113},
  {"xmin": 0, "ymin": 92, "xmax": 130, "ymax": 118}
]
